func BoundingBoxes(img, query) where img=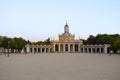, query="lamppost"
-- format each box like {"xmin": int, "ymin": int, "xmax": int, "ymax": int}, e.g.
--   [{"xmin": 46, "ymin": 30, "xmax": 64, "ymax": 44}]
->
[{"xmin": 7, "ymin": 41, "xmax": 10, "ymax": 57}]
